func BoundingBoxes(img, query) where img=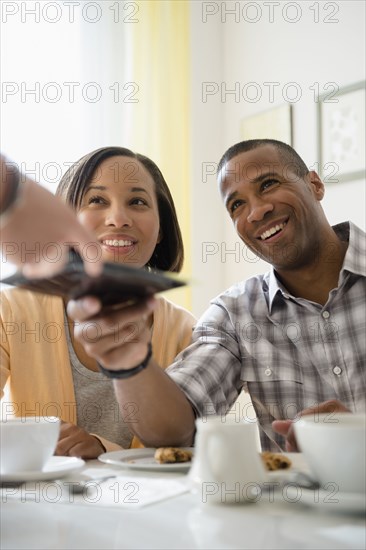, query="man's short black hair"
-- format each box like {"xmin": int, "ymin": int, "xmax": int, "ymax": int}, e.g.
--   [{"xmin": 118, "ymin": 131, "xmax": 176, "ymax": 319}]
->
[{"xmin": 217, "ymin": 139, "xmax": 309, "ymax": 179}]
